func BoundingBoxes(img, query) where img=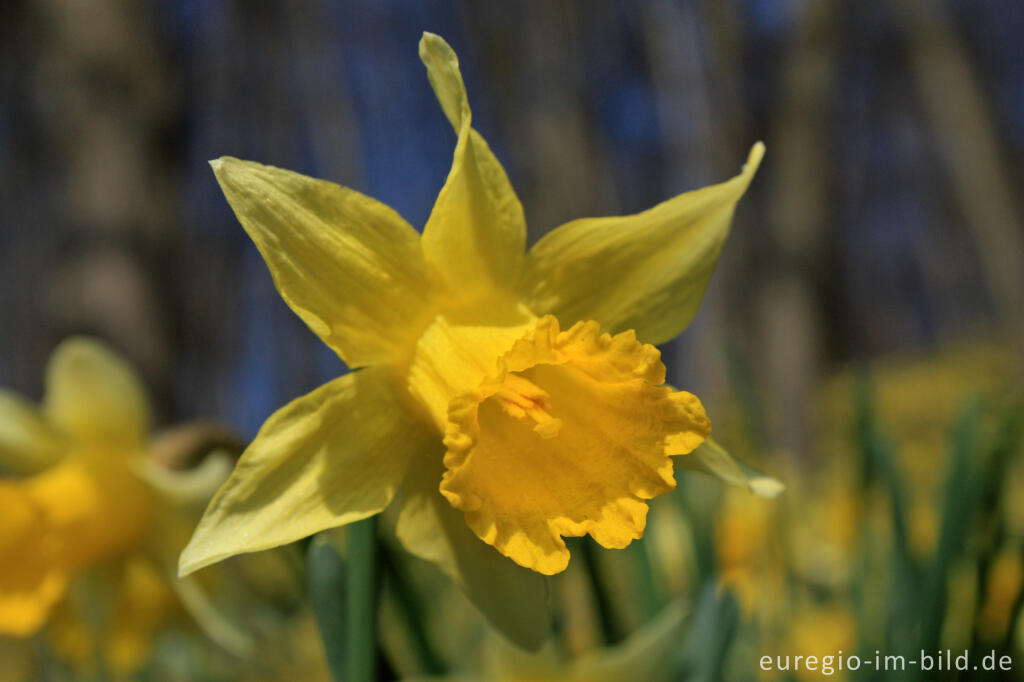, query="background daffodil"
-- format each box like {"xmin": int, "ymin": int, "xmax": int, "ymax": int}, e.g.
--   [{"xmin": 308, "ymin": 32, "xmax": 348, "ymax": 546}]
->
[
  {"xmin": 0, "ymin": 337, "xmax": 261, "ymax": 675},
  {"xmin": 180, "ymin": 32, "xmax": 765, "ymax": 649},
  {"xmin": 0, "ymin": 337, "xmax": 164, "ymax": 641}
]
